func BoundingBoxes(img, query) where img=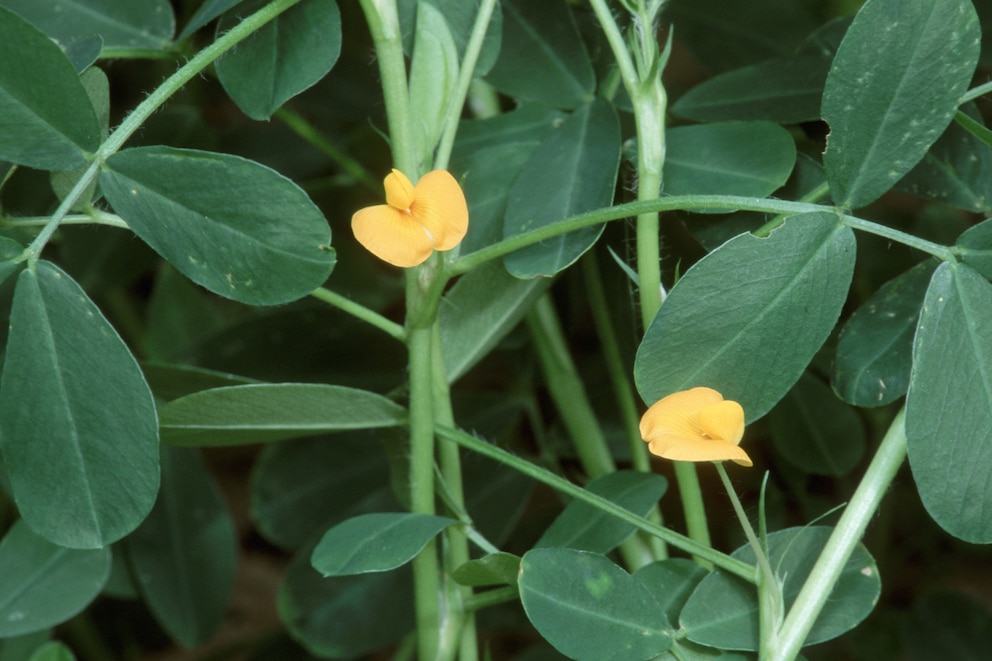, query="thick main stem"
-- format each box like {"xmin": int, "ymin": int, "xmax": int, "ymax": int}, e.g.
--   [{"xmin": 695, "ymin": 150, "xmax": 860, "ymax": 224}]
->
[
  {"xmin": 772, "ymin": 408, "xmax": 908, "ymax": 661},
  {"xmin": 407, "ymin": 323, "xmax": 442, "ymax": 661}
]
